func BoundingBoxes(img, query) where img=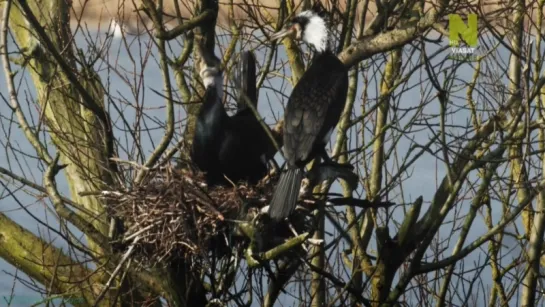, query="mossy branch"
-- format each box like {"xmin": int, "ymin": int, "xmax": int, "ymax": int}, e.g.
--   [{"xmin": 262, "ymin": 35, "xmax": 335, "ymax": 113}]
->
[
  {"xmin": 522, "ymin": 0, "xmax": 545, "ymax": 302},
  {"xmin": 14, "ymin": 0, "xmax": 115, "ymax": 163},
  {"xmin": 44, "ymin": 155, "xmax": 110, "ymax": 250},
  {"xmin": 155, "ymin": 10, "xmax": 216, "ymax": 40},
  {"xmin": 246, "ymin": 233, "xmax": 309, "ymax": 268},
  {"xmin": 9, "ymin": 0, "xmax": 119, "ymax": 258},
  {"xmin": 0, "ymin": 212, "xmax": 106, "ymax": 306},
  {"xmin": 368, "ymin": 49, "xmax": 402, "ymax": 306},
  {"xmin": 277, "ymin": 0, "xmax": 304, "ymax": 84},
  {"xmin": 1, "ymin": 0, "xmax": 51, "ymax": 165},
  {"xmin": 396, "ymin": 196, "xmax": 422, "ymax": 247},
  {"xmin": 338, "ymin": 10, "xmax": 439, "ymax": 68}
]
